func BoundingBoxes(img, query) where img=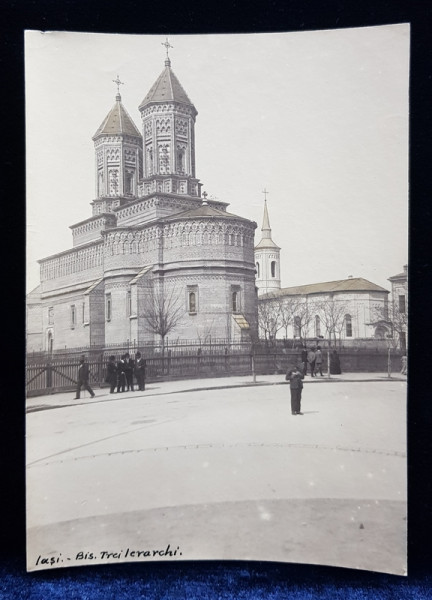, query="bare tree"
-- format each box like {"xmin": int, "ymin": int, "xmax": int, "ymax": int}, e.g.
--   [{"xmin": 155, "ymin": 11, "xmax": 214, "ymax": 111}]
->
[
  {"xmin": 258, "ymin": 296, "xmax": 283, "ymax": 342},
  {"xmin": 277, "ymin": 296, "xmax": 300, "ymax": 341},
  {"xmin": 371, "ymin": 299, "xmax": 407, "ymax": 352},
  {"xmin": 293, "ymin": 298, "xmax": 317, "ymax": 344},
  {"xmin": 141, "ymin": 283, "xmax": 184, "ymax": 357},
  {"xmin": 317, "ymin": 296, "xmax": 350, "ymax": 348}
]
